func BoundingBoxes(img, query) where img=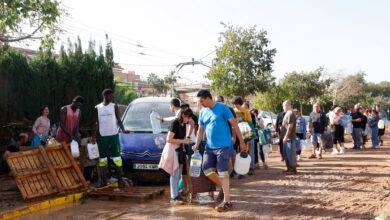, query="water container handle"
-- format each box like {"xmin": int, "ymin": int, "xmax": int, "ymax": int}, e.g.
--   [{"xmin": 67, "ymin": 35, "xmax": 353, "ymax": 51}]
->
[{"xmin": 240, "ymin": 152, "xmax": 248, "ymax": 158}]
